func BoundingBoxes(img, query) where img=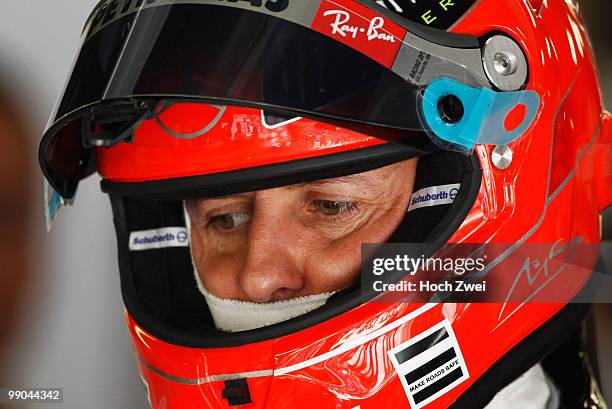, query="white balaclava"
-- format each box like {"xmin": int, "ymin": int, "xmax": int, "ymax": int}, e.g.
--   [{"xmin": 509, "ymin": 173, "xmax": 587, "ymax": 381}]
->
[{"xmin": 184, "ymin": 203, "xmax": 334, "ymax": 332}]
